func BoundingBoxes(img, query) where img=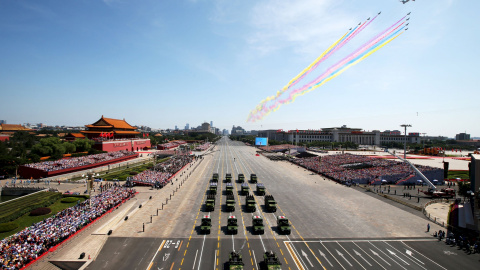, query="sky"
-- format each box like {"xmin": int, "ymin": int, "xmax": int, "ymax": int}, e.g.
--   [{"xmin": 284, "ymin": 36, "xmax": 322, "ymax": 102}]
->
[{"xmin": 0, "ymin": 0, "xmax": 478, "ymax": 138}]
